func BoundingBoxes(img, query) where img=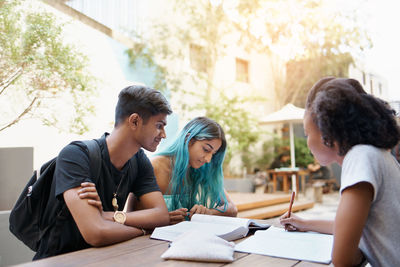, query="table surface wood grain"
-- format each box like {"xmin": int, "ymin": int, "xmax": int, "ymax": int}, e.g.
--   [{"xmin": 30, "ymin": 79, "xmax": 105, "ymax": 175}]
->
[{"xmin": 15, "ymin": 224, "xmax": 332, "ymax": 267}]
